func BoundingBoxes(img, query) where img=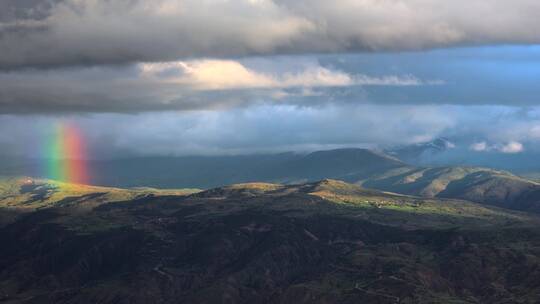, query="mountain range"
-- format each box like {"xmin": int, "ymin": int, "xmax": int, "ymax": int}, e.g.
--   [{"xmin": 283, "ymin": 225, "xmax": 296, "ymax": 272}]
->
[
  {"xmin": 1, "ymin": 177, "xmax": 540, "ymax": 303},
  {"xmin": 4, "ymin": 146, "xmax": 540, "ymax": 214},
  {"xmin": 3, "ymin": 143, "xmax": 540, "ymax": 303}
]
